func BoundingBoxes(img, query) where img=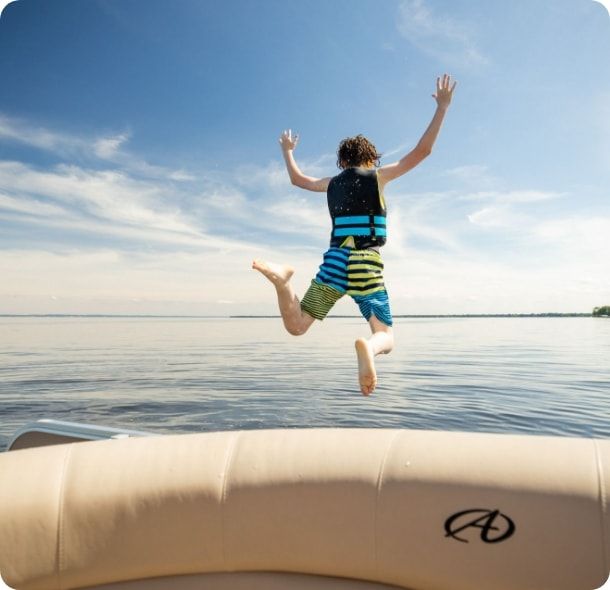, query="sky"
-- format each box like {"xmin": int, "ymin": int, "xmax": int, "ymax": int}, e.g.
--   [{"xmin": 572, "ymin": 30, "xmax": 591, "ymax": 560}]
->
[{"xmin": 0, "ymin": 0, "xmax": 609, "ymax": 315}]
